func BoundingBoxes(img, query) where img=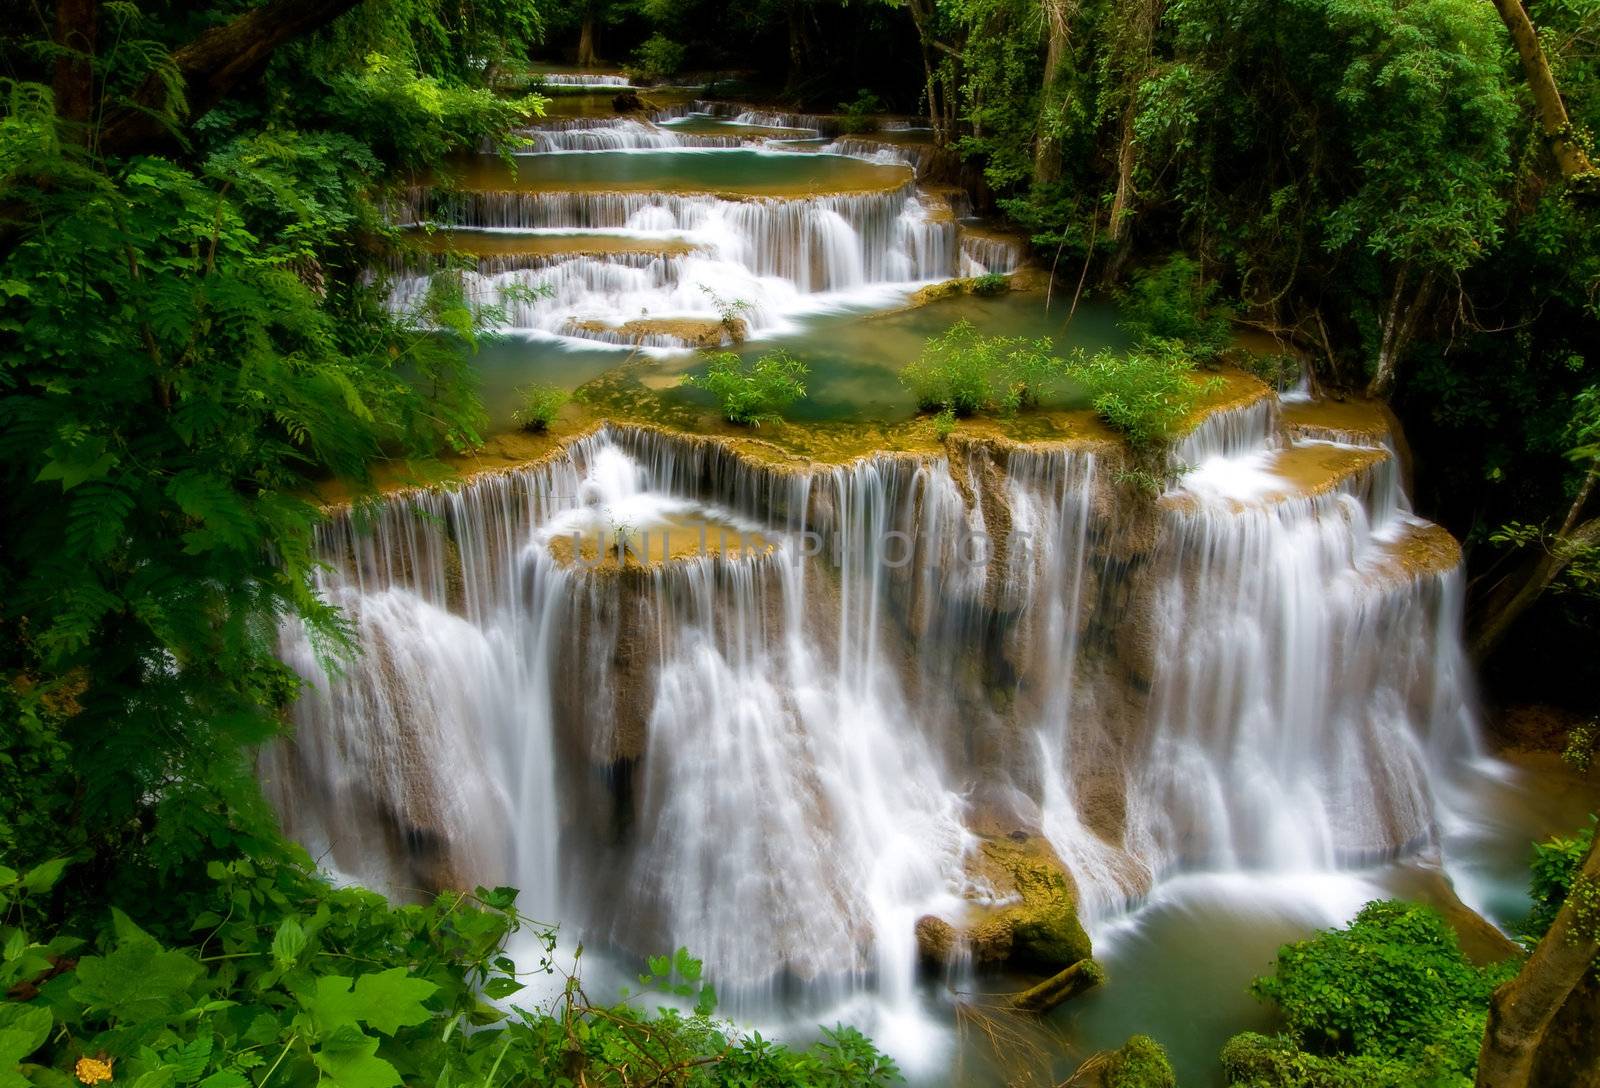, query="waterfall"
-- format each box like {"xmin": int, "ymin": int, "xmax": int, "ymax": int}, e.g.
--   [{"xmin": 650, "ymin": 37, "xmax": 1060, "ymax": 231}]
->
[
  {"xmin": 822, "ymin": 138, "xmax": 933, "ymax": 176},
  {"xmin": 539, "ymin": 73, "xmax": 633, "ymax": 87},
  {"xmin": 517, "ymin": 119, "xmax": 747, "ymax": 151},
  {"xmin": 272, "ymin": 396, "xmax": 1481, "ymax": 1027},
  {"xmin": 958, "ymin": 232, "xmax": 1024, "ymax": 277},
  {"xmin": 388, "ymin": 187, "xmax": 958, "ymax": 343}
]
